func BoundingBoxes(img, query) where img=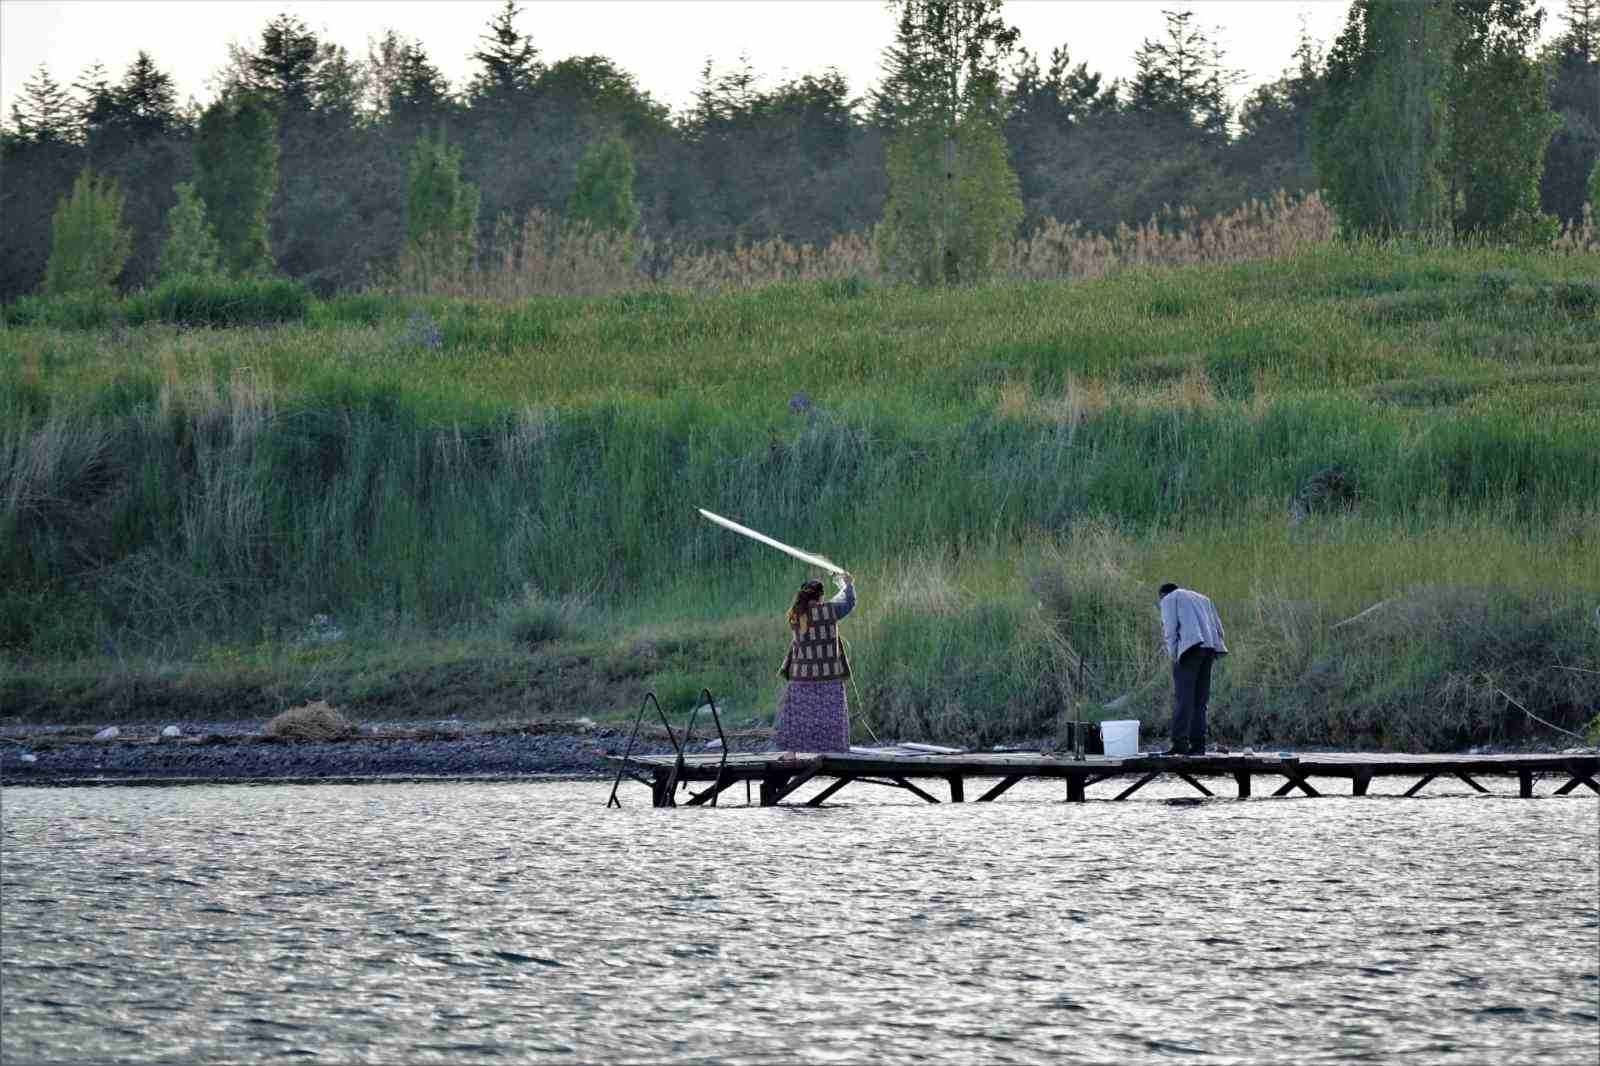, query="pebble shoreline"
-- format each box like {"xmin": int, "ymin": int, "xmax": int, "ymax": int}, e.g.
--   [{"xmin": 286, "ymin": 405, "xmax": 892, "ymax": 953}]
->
[
  {"xmin": 3, "ymin": 721, "xmax": 1587, "ymax": 788},
  {"xmin": 0, "ymin": 720, "xmax": 736, "ymax": 786}
]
